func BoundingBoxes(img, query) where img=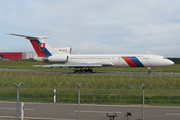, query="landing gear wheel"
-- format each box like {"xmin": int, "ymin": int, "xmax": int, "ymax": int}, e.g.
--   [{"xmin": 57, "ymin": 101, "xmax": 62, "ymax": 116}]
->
[
  {"xmin": 74, "ymin": 67, "xmax": 93, "ymax": 73},
  {"xmin": 147, "ymin": 67, "xmax": 151, "ymax": 74}
]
